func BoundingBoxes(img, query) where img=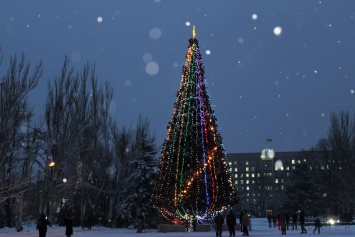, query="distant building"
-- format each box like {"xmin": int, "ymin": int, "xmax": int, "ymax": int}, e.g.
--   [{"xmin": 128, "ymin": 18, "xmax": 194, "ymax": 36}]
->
[{"xmin": 226, "ymin": 151, "xmax": 324, "ymax": 217}]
